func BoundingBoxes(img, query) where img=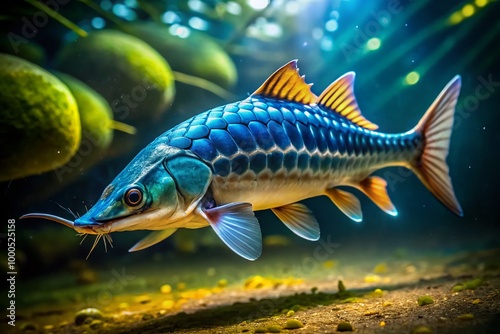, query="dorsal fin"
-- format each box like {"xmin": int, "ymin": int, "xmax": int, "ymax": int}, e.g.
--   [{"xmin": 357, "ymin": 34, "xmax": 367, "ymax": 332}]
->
[
  {"xmin": 318, "ymin": 72, "xmax": 378, "ymax": 130},
  {"xmin": 252, "ymin": 60, "xmax": 317, "ymax": 104}
]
